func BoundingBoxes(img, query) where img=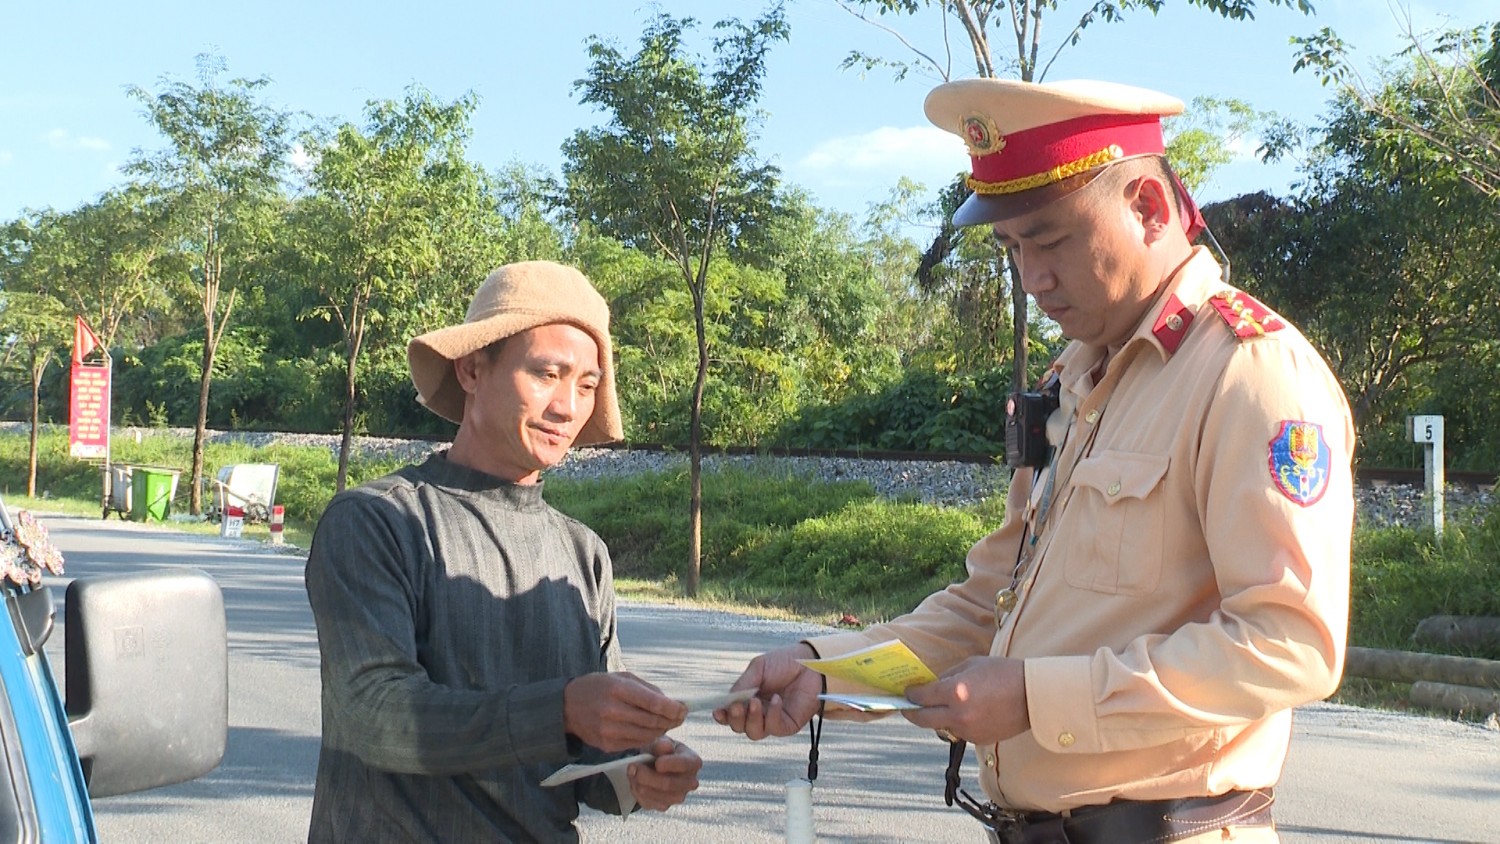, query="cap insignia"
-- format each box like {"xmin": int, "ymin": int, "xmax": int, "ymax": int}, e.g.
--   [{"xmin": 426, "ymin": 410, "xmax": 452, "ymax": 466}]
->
[{"xmin": 961, "ymin": 114, "xmax": 1005, "ymax": 157}]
